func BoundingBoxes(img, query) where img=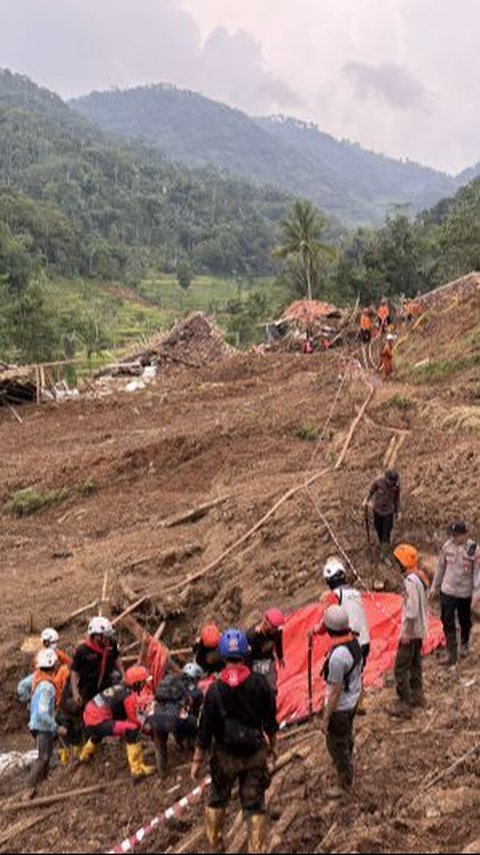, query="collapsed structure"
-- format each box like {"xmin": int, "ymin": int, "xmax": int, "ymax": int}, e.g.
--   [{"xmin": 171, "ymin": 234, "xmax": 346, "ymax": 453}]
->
[
  {"xmin": 94, "ymin": 313, "xmax": 235, "ymax": 394},
  {"xmin": 265, "ymin": 299, "xmax": 357, "ymax": 351}
]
